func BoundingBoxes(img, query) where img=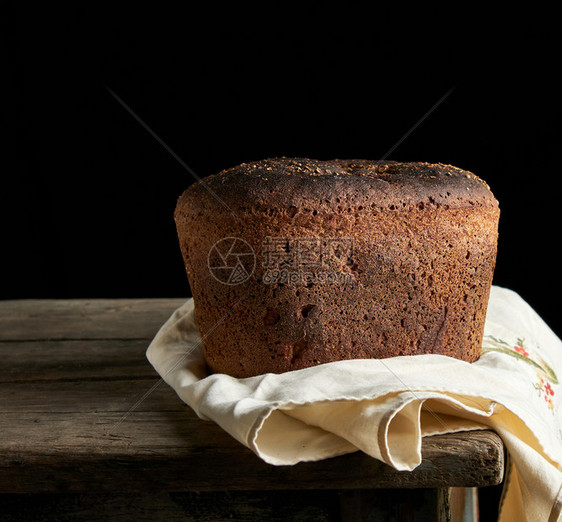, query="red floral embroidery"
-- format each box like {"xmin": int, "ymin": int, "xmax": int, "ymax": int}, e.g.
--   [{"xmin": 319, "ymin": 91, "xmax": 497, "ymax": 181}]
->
[
  {"xmin": 483, "ymin": 334, "xmax": 558, "ymax": 413},
  {"xmin": 535, "ymin": 375, "xmax": 555, "ymax": 410}
]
